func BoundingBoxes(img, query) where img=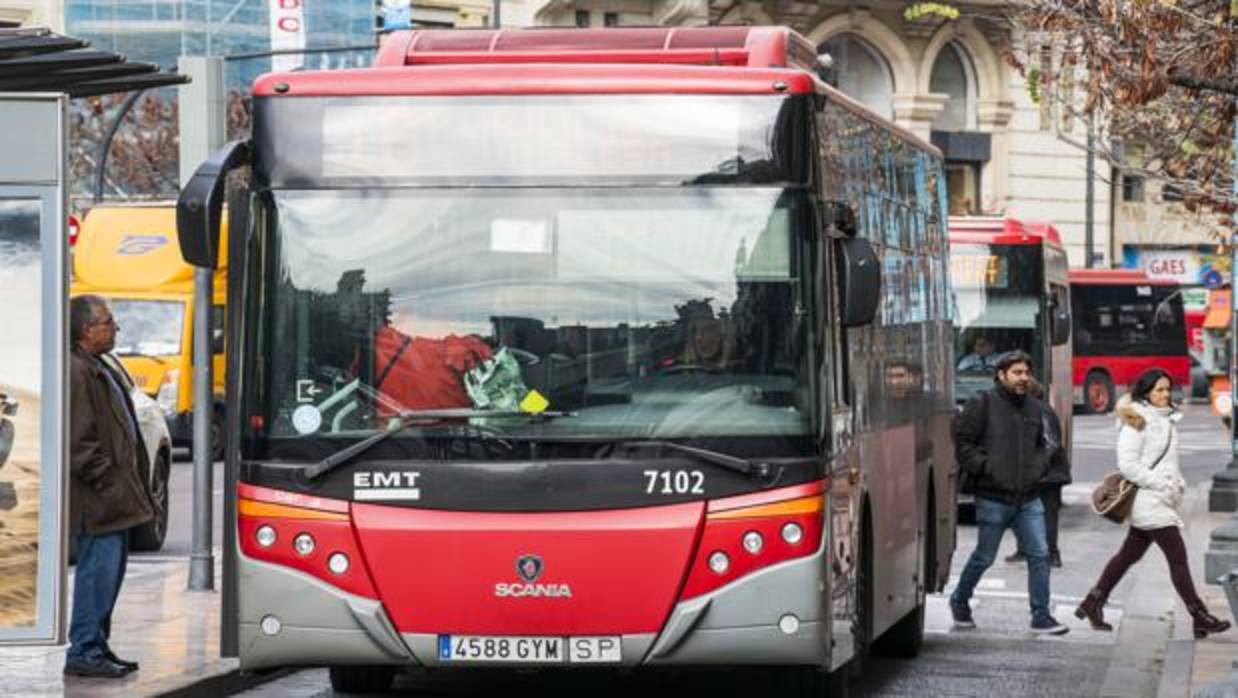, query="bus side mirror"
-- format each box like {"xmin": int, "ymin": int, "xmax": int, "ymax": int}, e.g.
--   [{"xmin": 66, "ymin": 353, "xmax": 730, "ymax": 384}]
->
[
  {"xmin": 1051, "ymin": 307, "xmax": 1071, "ymax": 345},
  {"xmin": 177, "ymin": 140, "xmax": 250, "ymax": 269},
  {"xmin": 837, "ymin": 237, "xmax": 881, "ymax": 327}
]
